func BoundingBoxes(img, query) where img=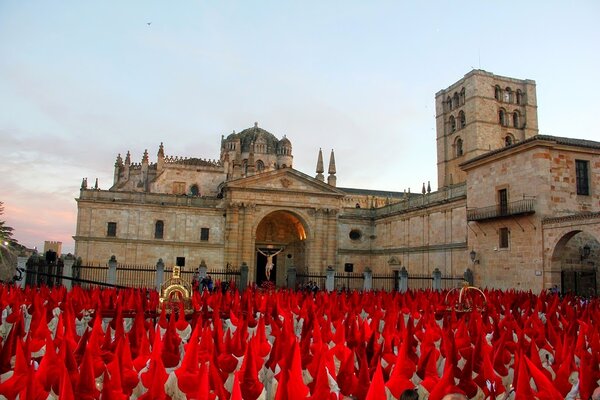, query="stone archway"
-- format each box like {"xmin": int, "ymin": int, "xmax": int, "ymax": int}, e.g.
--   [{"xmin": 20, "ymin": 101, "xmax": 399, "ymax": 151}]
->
[
  {"xmin": 255, "ymin": 210, "xmax": 308, "ymax": 287},
  {"xmin": 548, "ymin": 230, "xmax": 599, "ymax": 296}
]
